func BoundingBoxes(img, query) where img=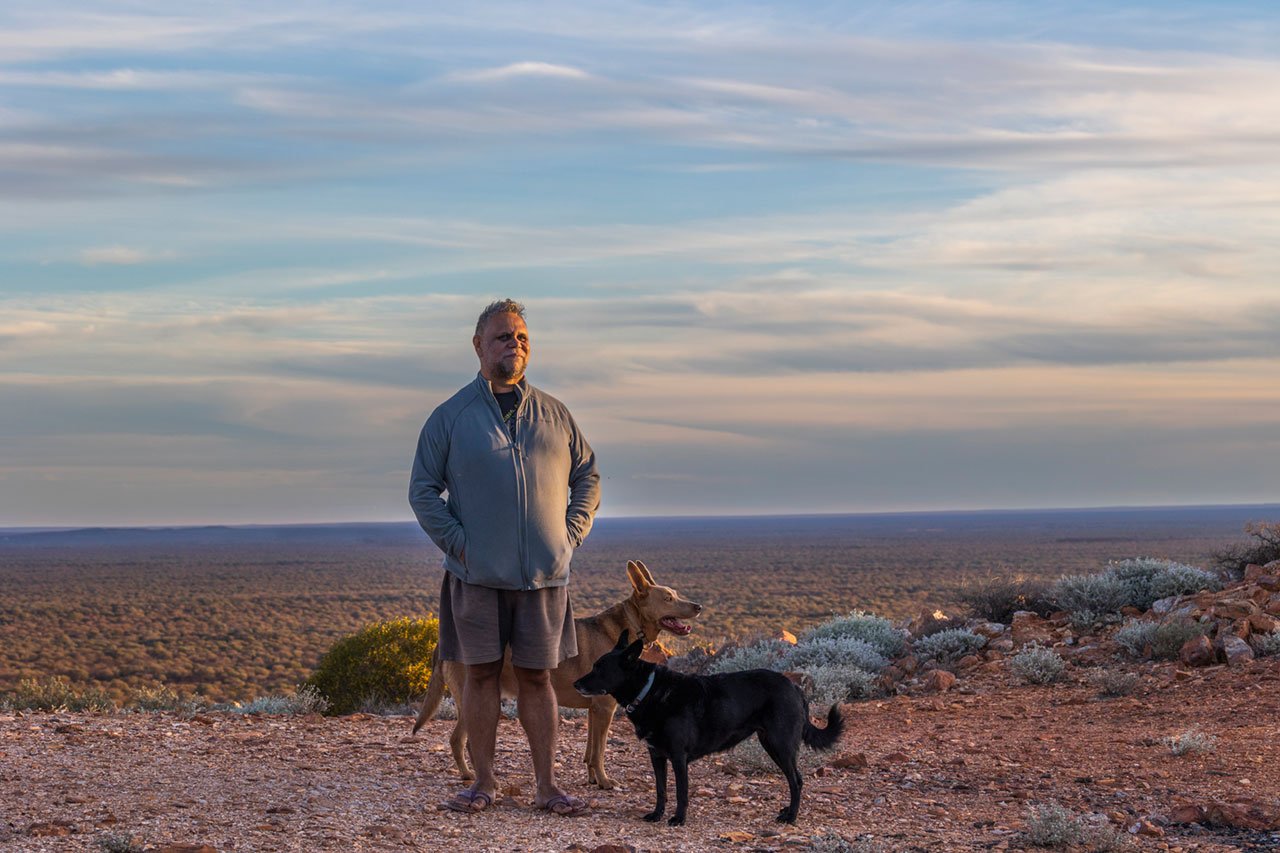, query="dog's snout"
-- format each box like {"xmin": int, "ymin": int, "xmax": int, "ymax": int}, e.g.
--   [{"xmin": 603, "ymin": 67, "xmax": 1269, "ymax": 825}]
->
[{"xmin": 692, "ymin": 602, "xmax": 703, "ymax": 614}]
